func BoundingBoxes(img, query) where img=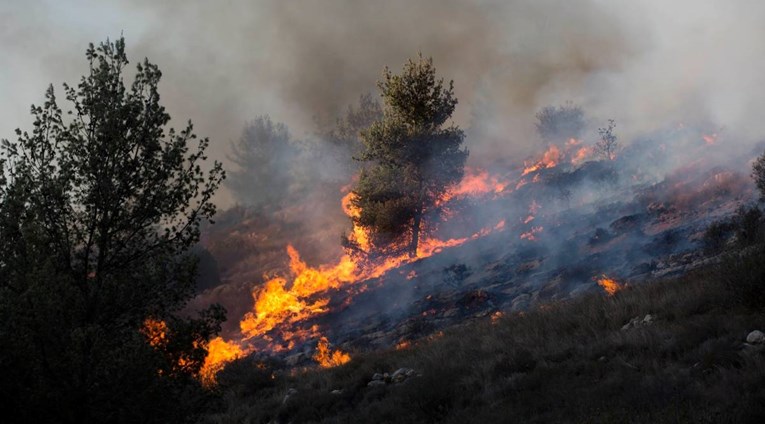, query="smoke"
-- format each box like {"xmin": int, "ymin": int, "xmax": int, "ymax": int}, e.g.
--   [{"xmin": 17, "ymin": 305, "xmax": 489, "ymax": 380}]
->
[{"xmin": 2, "ymin": 0, "xmax": 765, "ymax": 207}]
